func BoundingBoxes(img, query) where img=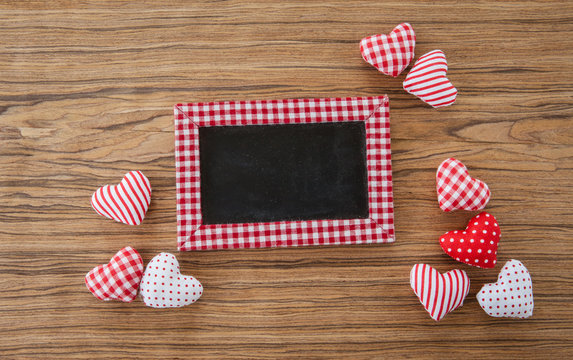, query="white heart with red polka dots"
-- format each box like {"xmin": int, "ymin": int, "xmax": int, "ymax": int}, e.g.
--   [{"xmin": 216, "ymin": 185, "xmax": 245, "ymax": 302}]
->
[
  {"xmin": 477, "ymin": 259, "xmax": 533, "ymax": 319},
  {"xmin": 139, "ymin": 252, "xmax": 203, "ymax": 308}
]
